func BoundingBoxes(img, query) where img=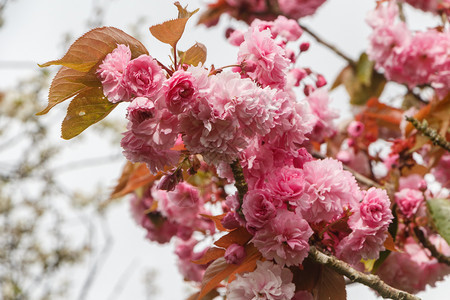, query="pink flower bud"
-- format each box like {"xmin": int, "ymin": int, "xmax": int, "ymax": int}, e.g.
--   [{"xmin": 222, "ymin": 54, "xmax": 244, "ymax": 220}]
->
[
  {"xmin": 221, "ymin": 212, "xmax": 241, "ymax": 230},
  {"xmin": 347, "ymin": 121, "xmax": 365, "ymax": 137},
  {"xmin": 241, "ymin": 60, "xmax": 257, "ymax": 73},
  {"xmin": 224, "ymin": 244, "xmax": 246, "ymax": 265},
  {"xmin": 304, "ymin": 84, "xmax": 315, "ymax": 96},
  {"xmin": 316, "ymin": 74, "xmax": 327, "ymax": 87},
  {"xmin": 300, "ymin": 42, "xmax": 310, "ymax": 52}
]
